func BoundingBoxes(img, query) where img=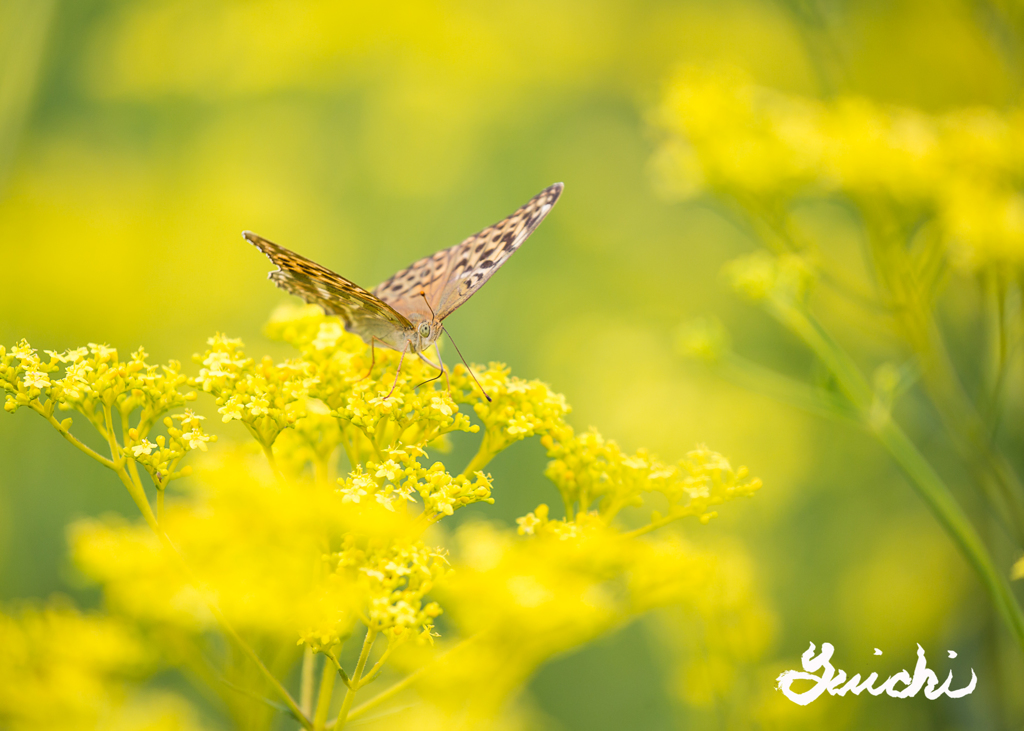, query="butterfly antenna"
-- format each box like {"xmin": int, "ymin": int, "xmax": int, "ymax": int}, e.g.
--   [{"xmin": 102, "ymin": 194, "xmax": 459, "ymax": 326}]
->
[
  {"xmin": 442, "ymin": 327, "xmax": 491, "ymax": 402},
  {"xmin": 419, "ymin": 292, "xmax": 436, "ymax": 318}
]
